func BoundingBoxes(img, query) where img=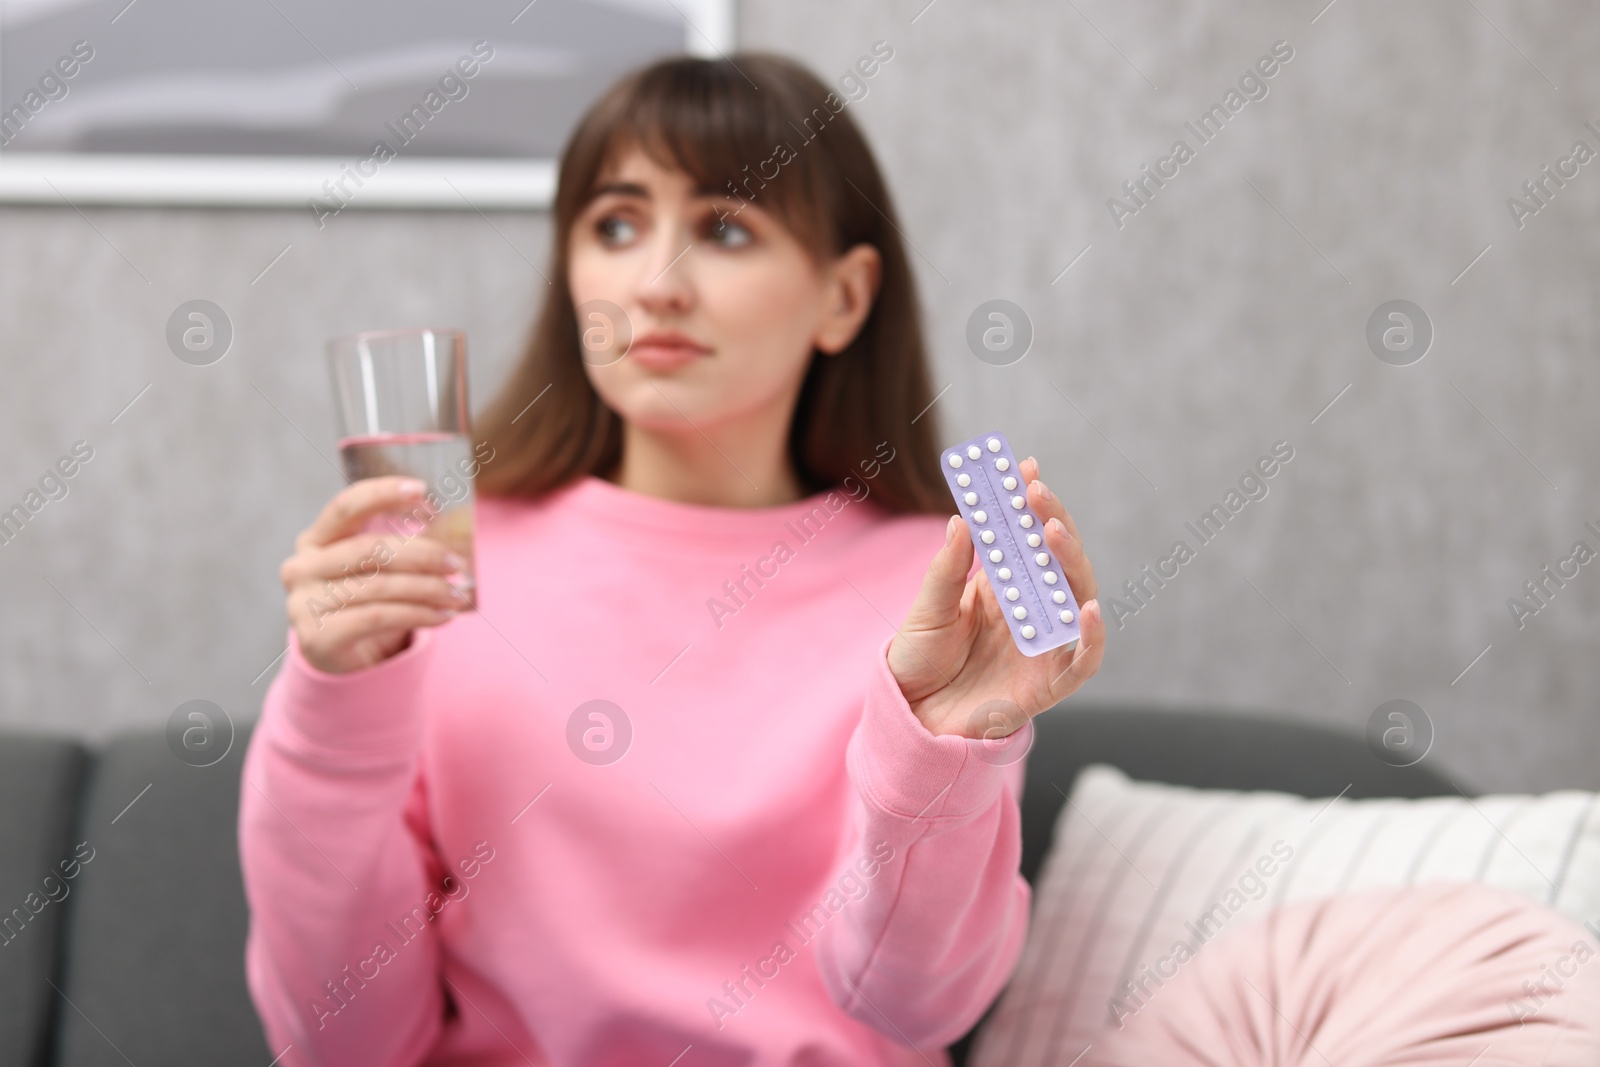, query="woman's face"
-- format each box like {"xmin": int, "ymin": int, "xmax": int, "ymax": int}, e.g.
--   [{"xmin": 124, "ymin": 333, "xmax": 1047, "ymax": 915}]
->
[{"xmin": 568, "ymin": 144, "xmax": 879, "ymax": 436}]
